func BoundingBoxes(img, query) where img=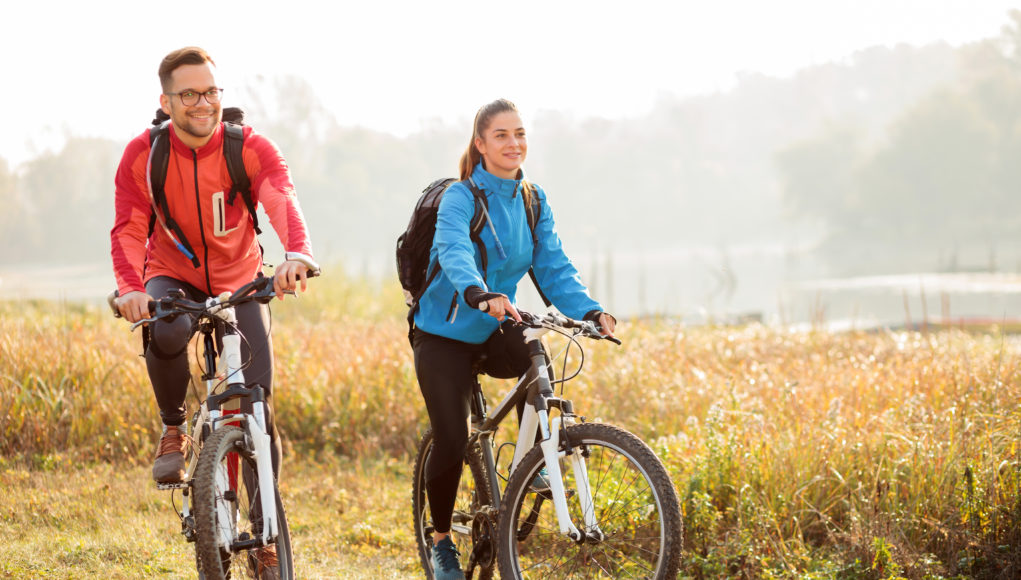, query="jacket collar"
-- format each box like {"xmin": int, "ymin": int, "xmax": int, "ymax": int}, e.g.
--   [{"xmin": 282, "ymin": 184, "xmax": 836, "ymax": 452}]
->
[
  {"xmin": 168, "ymin": 122, "xmax": 224, "ymax": 160},
  {"xmin": 472, "ymin": 162, "xmax": 524, "ymax": 199}
]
